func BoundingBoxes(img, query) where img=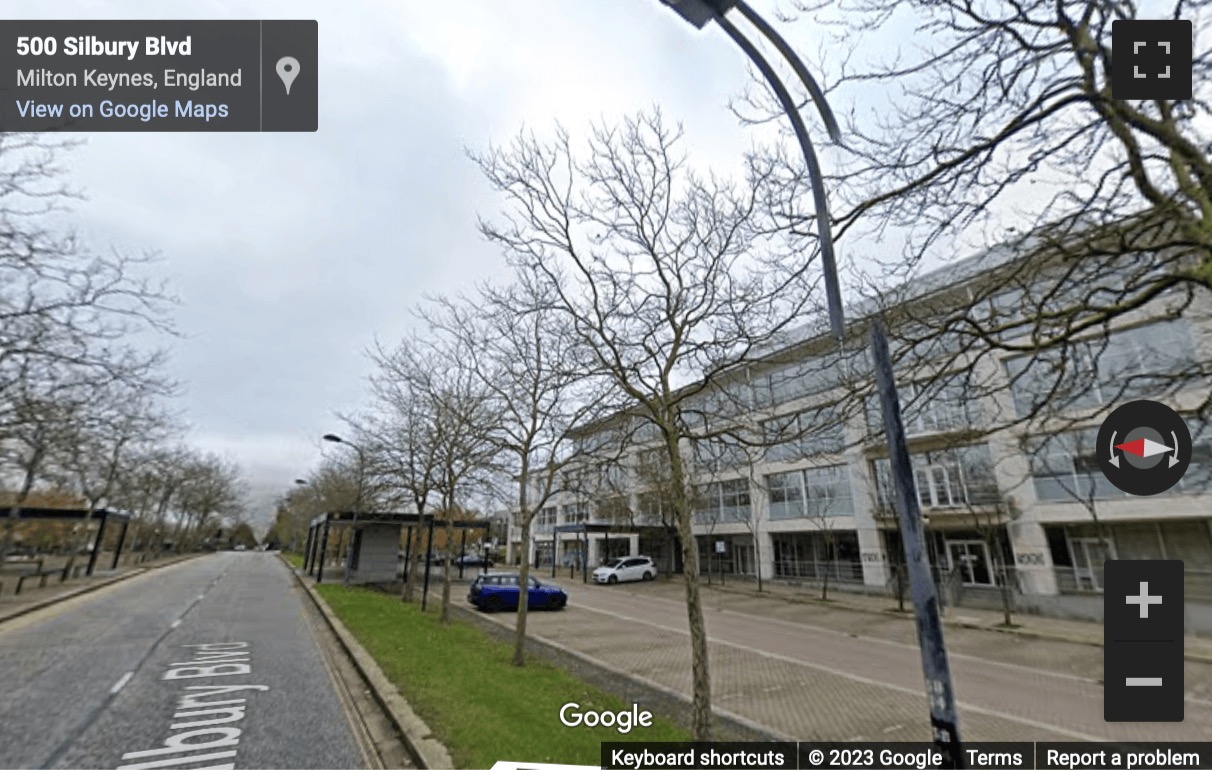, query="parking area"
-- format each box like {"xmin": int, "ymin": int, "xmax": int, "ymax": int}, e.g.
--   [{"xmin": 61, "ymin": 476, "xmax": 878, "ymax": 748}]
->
[{"xmin": 470, "ymin": 573, "xmax": 1212, "ymax": 743}]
